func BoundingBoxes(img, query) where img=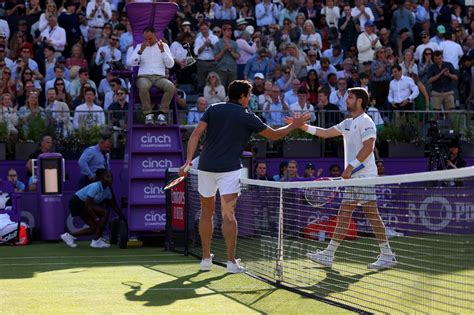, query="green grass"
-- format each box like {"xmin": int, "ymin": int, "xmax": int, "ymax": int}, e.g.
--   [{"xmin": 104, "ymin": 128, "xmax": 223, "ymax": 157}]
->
[{"xmin": 0, "ymin": 243, "xmax": 351, "ymax": 315}]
